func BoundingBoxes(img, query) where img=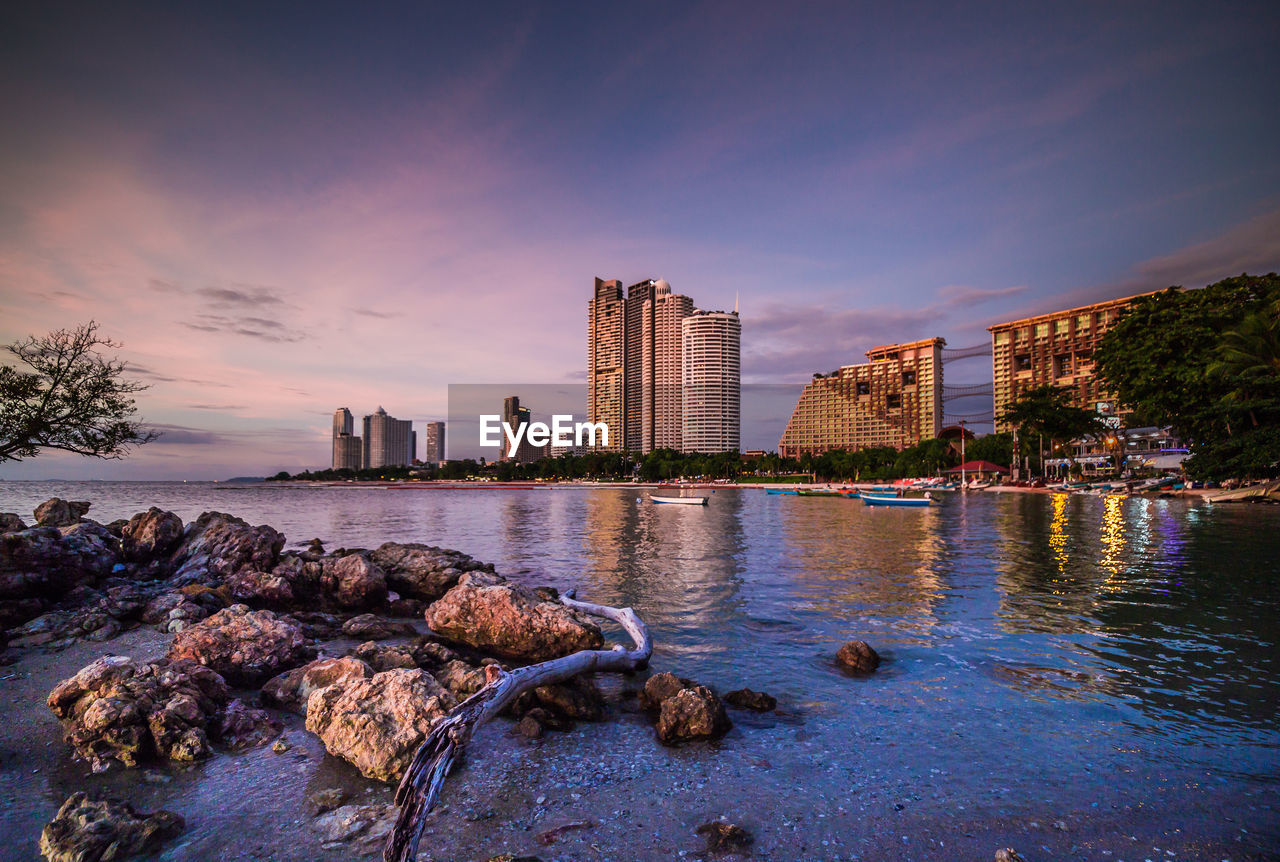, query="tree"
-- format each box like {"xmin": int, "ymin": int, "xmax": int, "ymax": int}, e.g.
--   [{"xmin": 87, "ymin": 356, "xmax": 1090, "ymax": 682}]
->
[
  {"xmin": 0, "ymin": 321, "xmax": 157, "ymax": 462},
  {"xmin": 1094, "ymin": 273, "xmax": 1280, "ymax": 480},
  {"xmin": 997, "ymin": 384, "xmax": 1106, "ymax": 474}
]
